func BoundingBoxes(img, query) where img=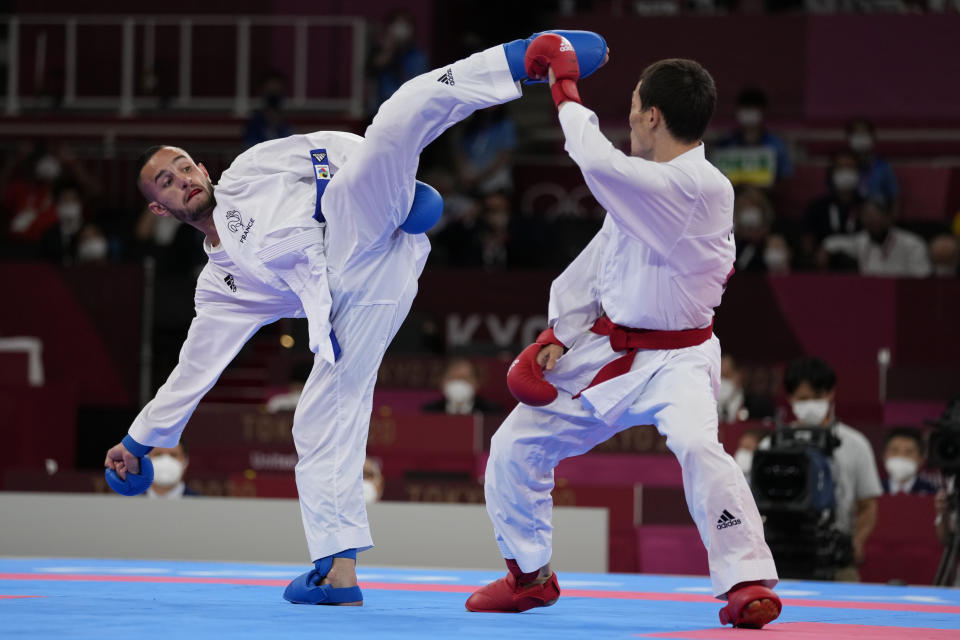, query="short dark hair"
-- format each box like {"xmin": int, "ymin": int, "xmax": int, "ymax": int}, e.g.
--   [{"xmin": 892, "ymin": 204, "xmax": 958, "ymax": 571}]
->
[
  {"xmin": 135, "ymin": 145, "xmax": 166, "ymax": 185},
  {"xmin": 638, "ymin": 58, "xmax": 716, "ymax": 143},
  {"xmin": 783, "ymin": 356, "xmax": 836, "ymax": 395},
  {"xmin": 736, "ymin": 87, "xmax": 768, "ymax": 109},
  {"xmin": 845, "ymin": 117, "xmax": 875, "ymax": 136},
  {"xmin": 884, "ymin": 426, "xmax": 926, "ymax": 456}
]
